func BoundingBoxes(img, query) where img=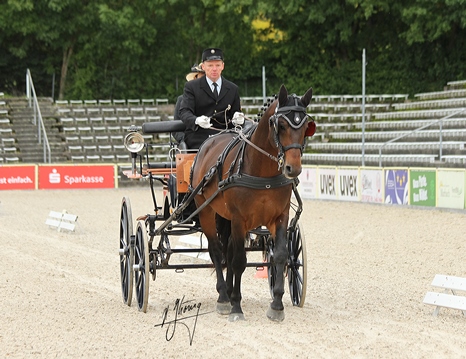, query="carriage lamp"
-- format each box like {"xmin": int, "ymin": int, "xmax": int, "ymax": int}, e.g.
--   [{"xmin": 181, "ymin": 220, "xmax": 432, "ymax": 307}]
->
[{"xmin": 124, "ymin": 132, "xmax": 145, "ymax": 153}]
